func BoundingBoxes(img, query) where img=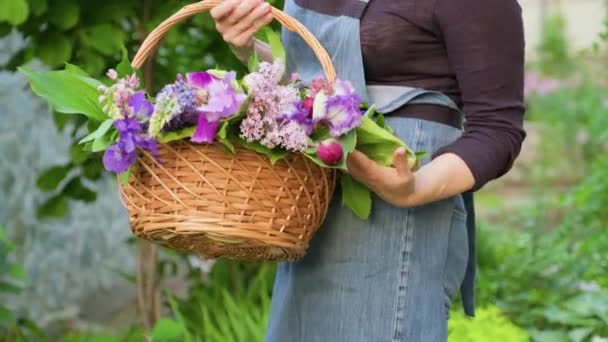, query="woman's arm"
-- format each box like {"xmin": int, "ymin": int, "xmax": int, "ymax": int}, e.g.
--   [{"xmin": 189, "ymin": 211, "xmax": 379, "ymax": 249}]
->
[
  {"xmin": 347, "ymin": 0, "xmax": 525, "ymax": 206},
  {"xmin": 347, "ymin": 149, "xmax": 474, "ymax": 207}
]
